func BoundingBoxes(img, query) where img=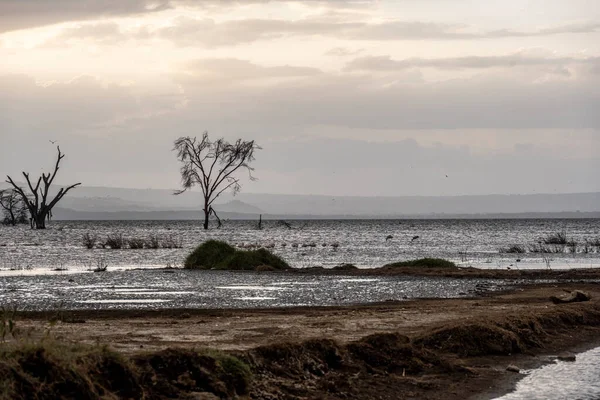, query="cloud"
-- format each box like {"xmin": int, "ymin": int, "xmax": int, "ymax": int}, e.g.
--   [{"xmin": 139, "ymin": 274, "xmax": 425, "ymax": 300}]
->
[
  {"xmin": 325, "ymin": 47, "xmax": 365, "ymax": 57},
  {"xmin": 345, "ymin": 51, "xmax": 600, "ymax": 71},
  {"xmin": 350, "ymin": 21, "xmax": 600, "ymax": 41},
  {"xmin": 175, "ymin": 58, "xmax": 322, "ymax": 86},
  {"xmin": 0, "ymin": 0, "xmax": 170, "ymax": 33},
  {"xmin": 155, "ymin": 16, "xmax": 361, "ymax": 47},
  {"xmin": 36, "ymin": 12, "xmax": 600, "ymax": 49},
  {"xmin": 0, "ymin": 0, "xmax": 374, "ymax": 33},
  {"xmin": 171, "ymin": 58, "xmax": 600, "ymax": 130},
  {"xmin": 154, "ymin": 18, "xmax": 600, "ymax": 47},
  {"xmin": 1, "ymin": 67, "xmax": 598, "ymax": 193}
]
